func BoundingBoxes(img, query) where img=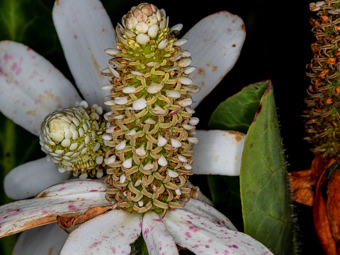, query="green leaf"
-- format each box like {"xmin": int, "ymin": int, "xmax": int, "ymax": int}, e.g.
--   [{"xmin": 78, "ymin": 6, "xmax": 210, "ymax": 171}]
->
[
  {"xmin": 0, "ymin": 0, "xmax": 73, "ymax": 81},
  {"xmin": 207, "ymin": 81, "xmax": 269, "ymax": 230},
  {"xmin": 208, "ymin": 81, "xmax": 268, "ymax": 133},
  {"xmin": 240, "ymin": 81, "xmax": 296, "ymax": 254},
  {"xmin": 130, "ymin": 235, "xmax": 149, "ymax": 255},
  {"xmin": 0, "ymin": 113, "xmax": 43, "ymax": 255}
]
